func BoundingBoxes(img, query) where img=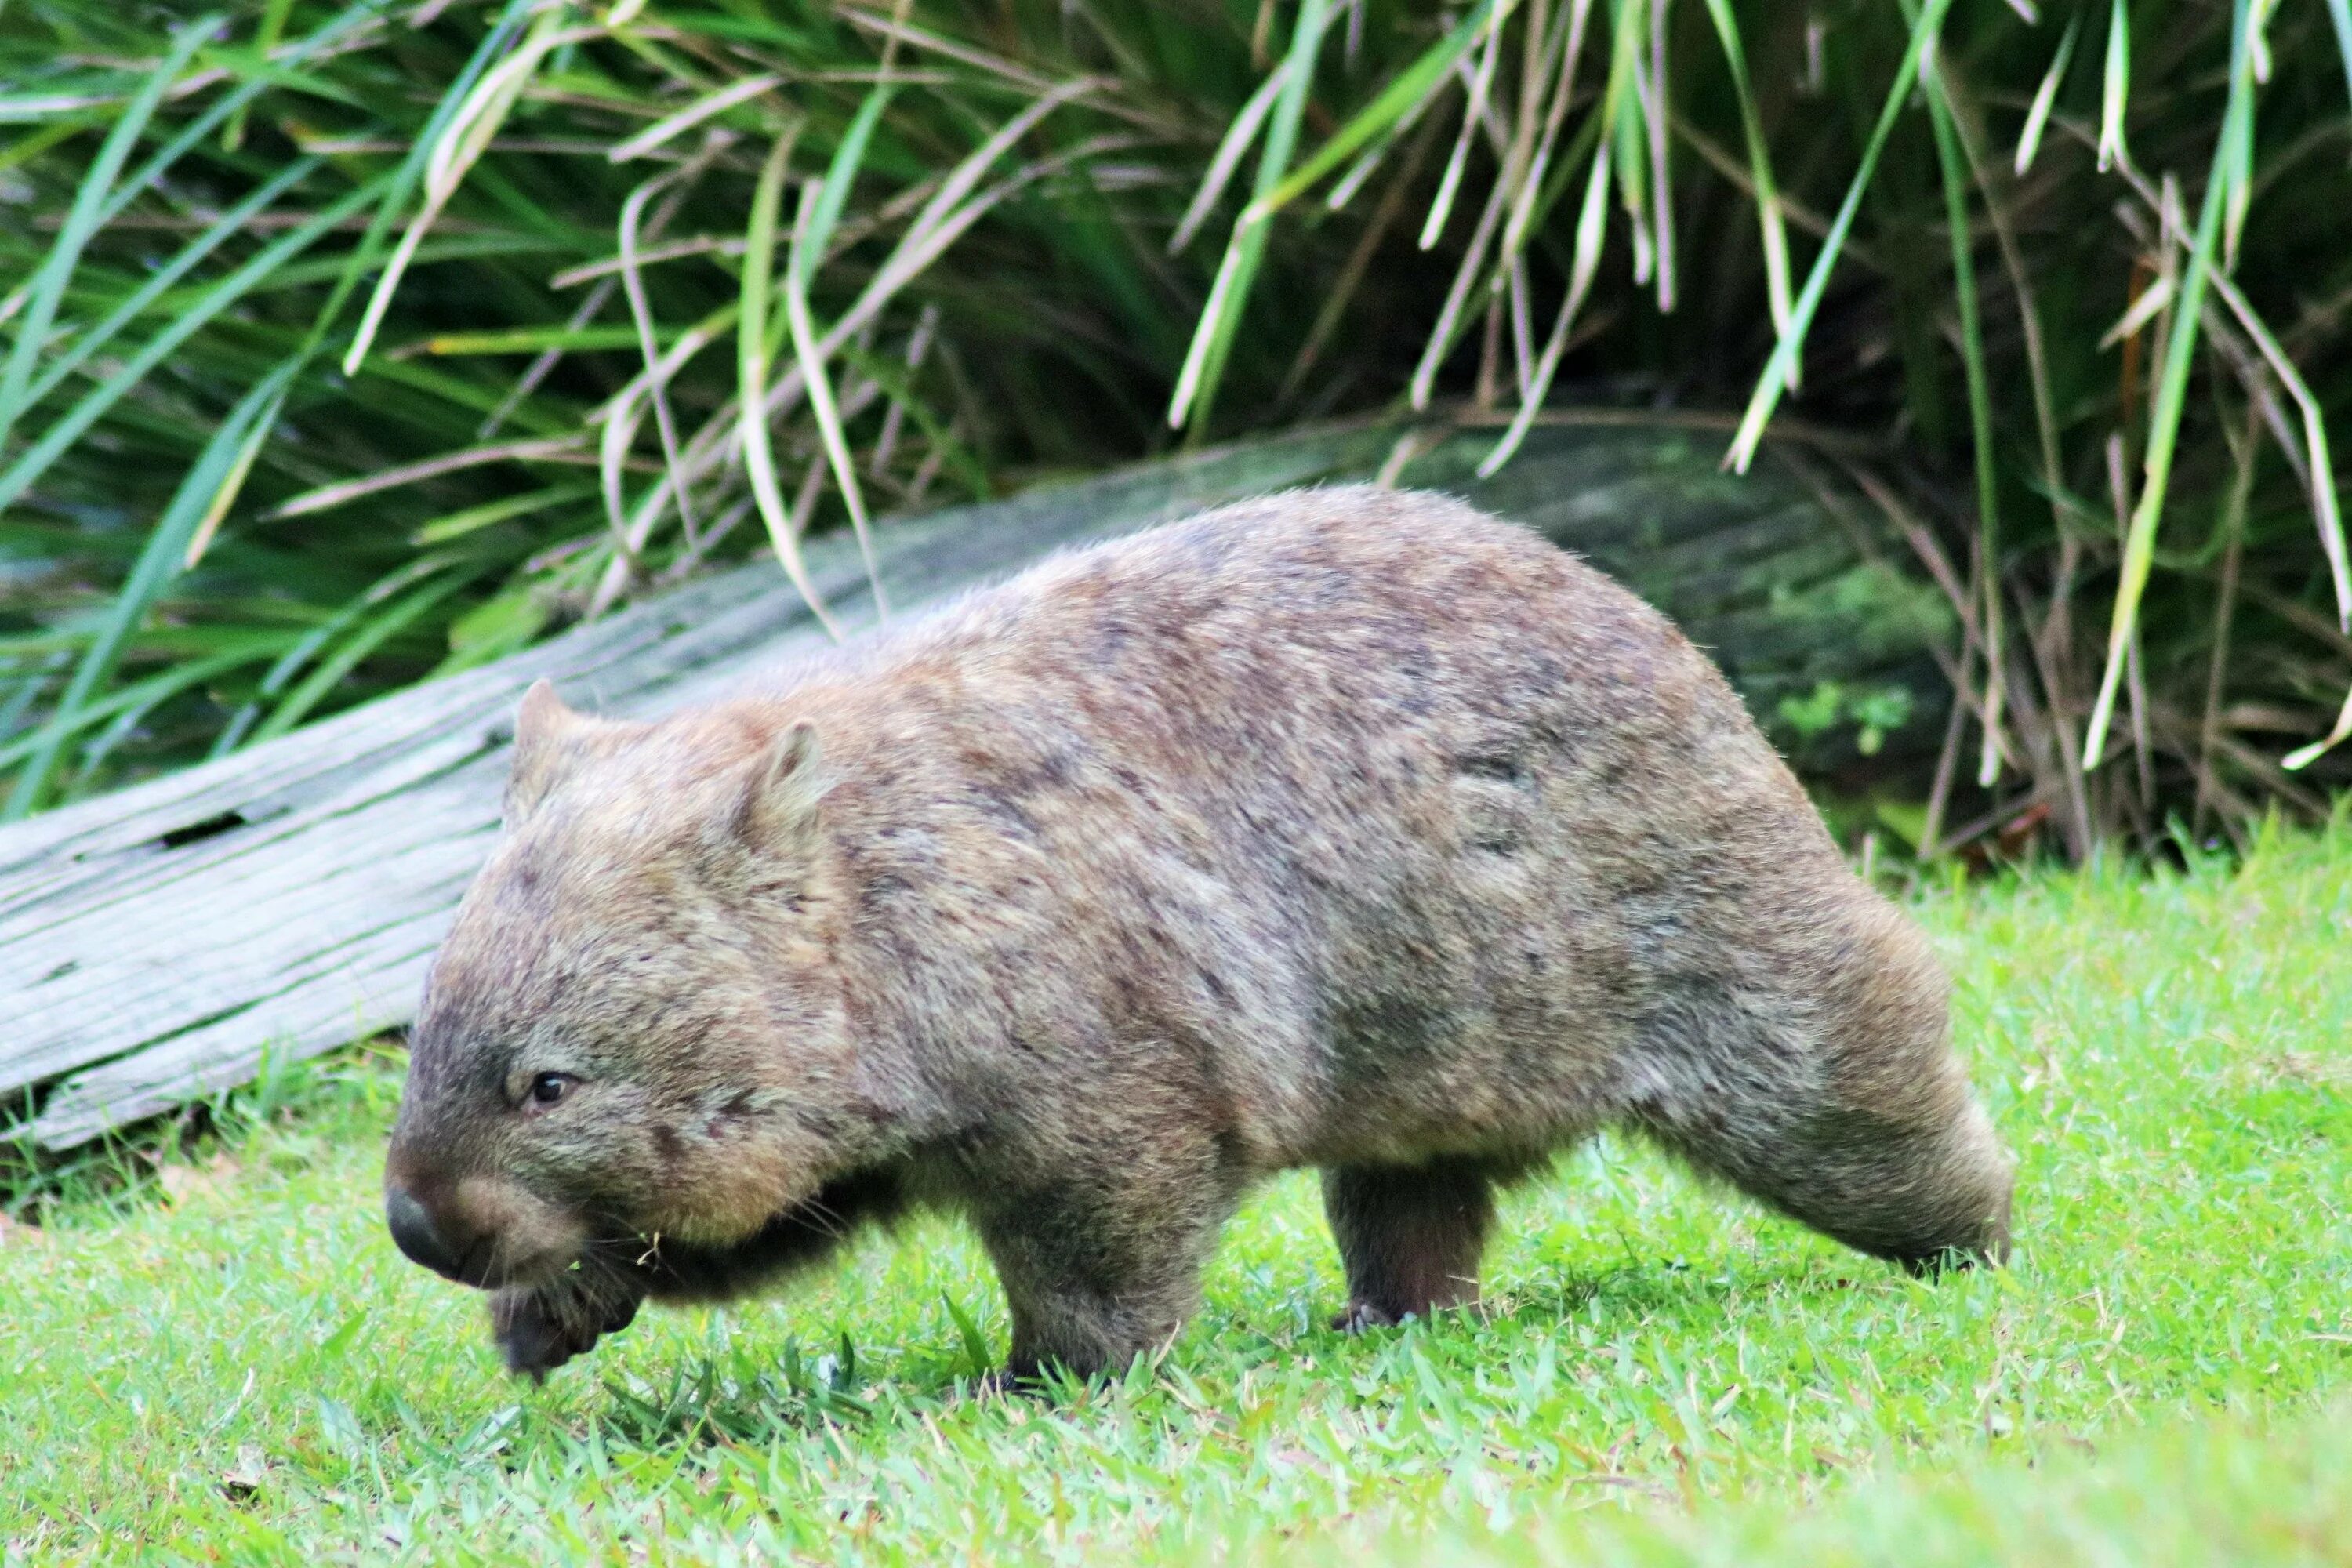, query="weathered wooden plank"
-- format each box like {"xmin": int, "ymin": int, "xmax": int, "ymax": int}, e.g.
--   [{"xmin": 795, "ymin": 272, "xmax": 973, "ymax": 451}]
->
[{"xmin": 2, "ymin": 417, "xmax": 1945, "ymax": 1149}]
